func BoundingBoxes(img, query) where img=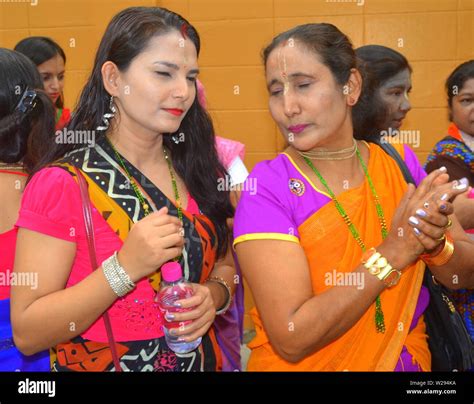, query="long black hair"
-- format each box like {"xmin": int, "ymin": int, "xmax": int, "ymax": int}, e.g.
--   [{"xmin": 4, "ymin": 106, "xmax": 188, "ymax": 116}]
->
[
  {"xmin": 352, "ymin": 45, "xmax": 412, "ymax": 141},
  {"xmin": 32, "ymin": 7, "xmax": 233, "ymax": 258},
  {"xmin": 0, "ymin": 48, "xmax": 55, "ymax": 174},
  {"xmin": 14, "ymin": 37, "xmax": 66, "ymax": 109}
]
